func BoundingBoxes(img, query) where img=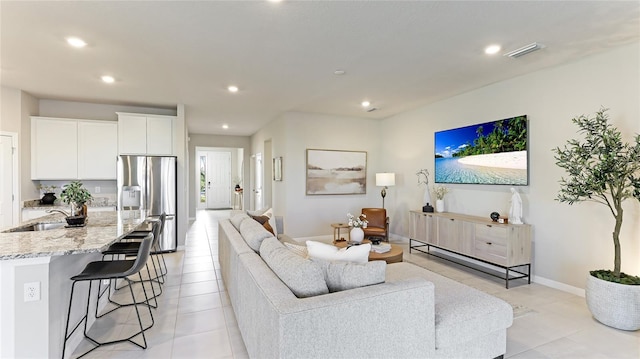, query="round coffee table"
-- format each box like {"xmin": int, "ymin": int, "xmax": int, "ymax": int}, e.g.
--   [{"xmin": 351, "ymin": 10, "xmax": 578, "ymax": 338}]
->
[{"xmin": 333, "ymin": 239, "xmax": 403, "ymax": 264}]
